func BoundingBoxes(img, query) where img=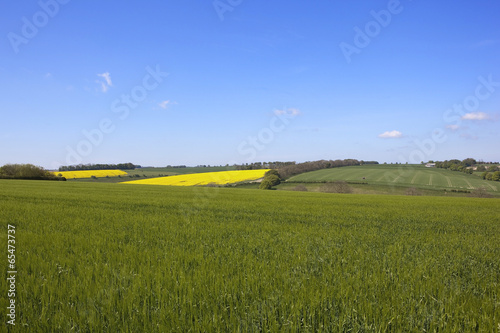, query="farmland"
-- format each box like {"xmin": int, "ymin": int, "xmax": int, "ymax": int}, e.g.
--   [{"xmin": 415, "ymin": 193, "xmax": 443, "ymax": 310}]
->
[
  {"xmin": 1, "ymin": 179, "xmax": 499, "ymax": 331},
  {"xmin": 122, "ymin": 169, "xmax": 269, "ymax": 186},
  {"xmin": 287, "ymin": 164, "xmax": 499, "ymax": 193},
  {"xmin": 53, "ymin": 169, "xmax": 128, "ymax": 179}
]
